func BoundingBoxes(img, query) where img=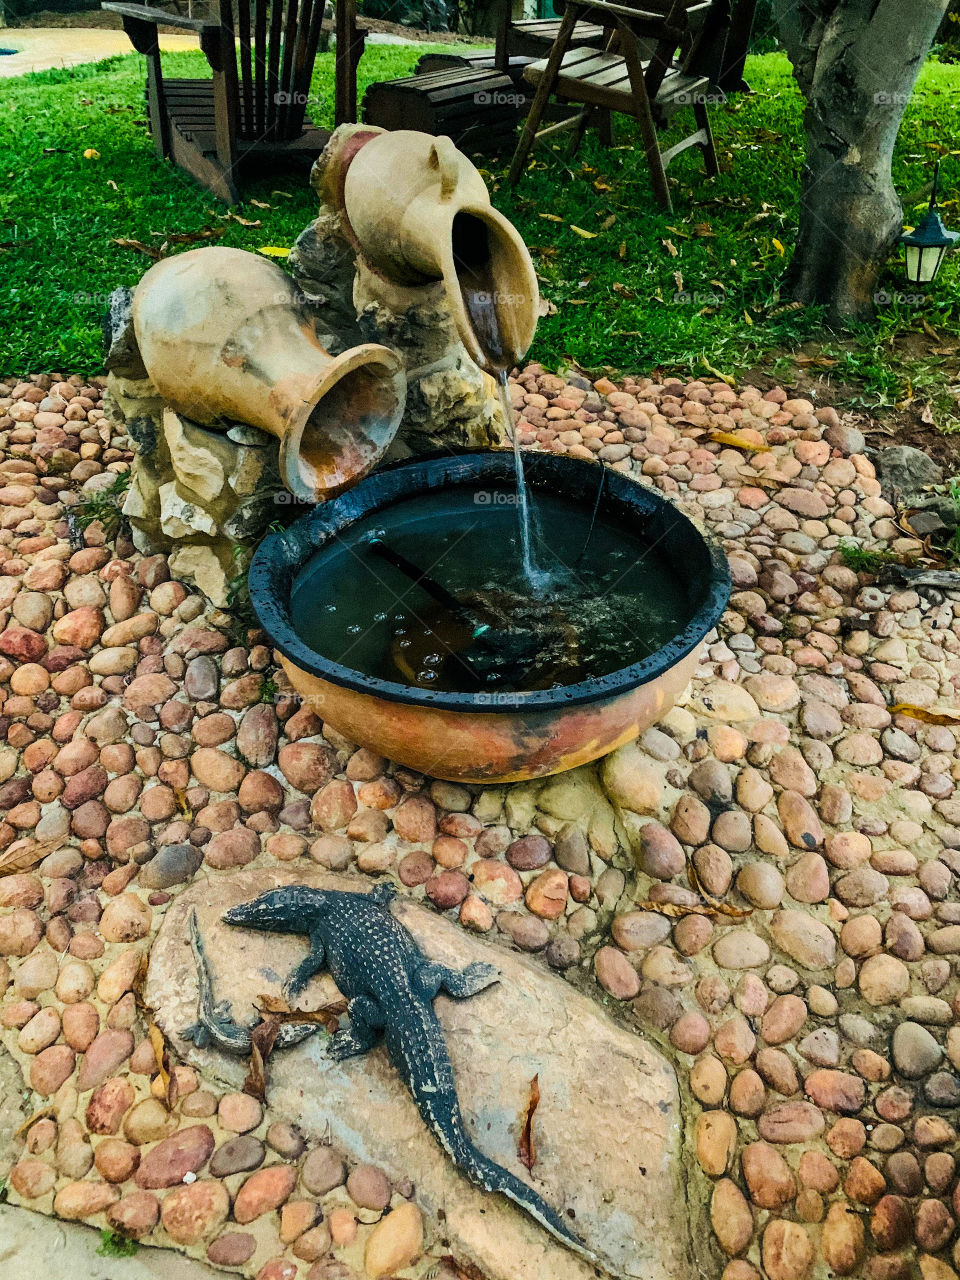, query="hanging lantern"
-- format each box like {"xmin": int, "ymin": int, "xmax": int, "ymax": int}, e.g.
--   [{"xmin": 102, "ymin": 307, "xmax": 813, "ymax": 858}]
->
[{"xmin": 900, "ymin": 161, "xmax": 958, "ymax": 286}]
